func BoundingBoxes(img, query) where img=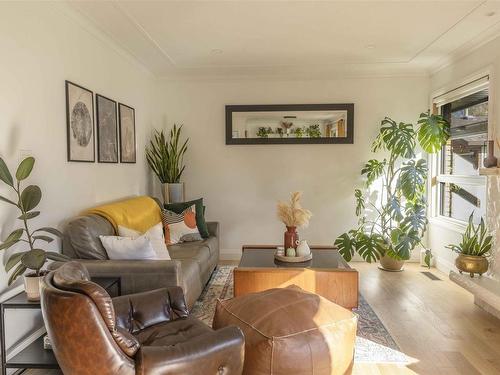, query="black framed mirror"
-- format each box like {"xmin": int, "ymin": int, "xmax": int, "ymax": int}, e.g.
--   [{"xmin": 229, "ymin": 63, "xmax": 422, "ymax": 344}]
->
[{"xmin": 225, "ymin": 103, "xmax": 354, "ymax": 145}]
